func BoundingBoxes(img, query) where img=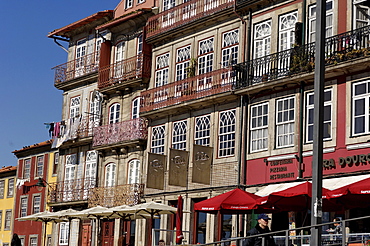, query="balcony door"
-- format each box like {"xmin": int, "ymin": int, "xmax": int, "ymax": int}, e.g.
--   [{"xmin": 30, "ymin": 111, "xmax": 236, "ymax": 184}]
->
[
  {"xmin": 89, "ymin": 91, "xmax": 102, "ymax": 134},
  {"xmin": 198, "ymin": 38, "xmax": 214, "ymax": 91},
  {"xmin": 114, "ymin": 41, "xmax": 126, "ymax": 79},
  {"xmin": 253, "ymin": 20, "xmax": 271, "ymax": 83},
  {"xmin": 64, "ymin": 154, "xmax": 77, "ymax": 201},
  {"xmin": 84, "ymin": 150, "xmax": 97, "ymax": 199},
  {"xmin": 75, "ymin": 39, "xmax": 87, "ymax": 77},
  {"xmin": 104, "ymin": 163, "xmax": 116, "ymax": 207}
]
